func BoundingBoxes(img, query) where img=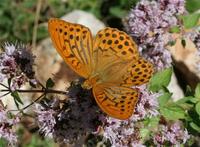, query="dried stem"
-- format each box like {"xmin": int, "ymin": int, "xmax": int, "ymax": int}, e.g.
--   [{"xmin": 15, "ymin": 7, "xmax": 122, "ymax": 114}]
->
[
  {"xmin": 32, "ymin": 0, "xmax": 42, "ymax": 49},
  {"xmin": 0, "ymin": 83, "xmax": 9, "ymax": 89},
  {"xmin": 19, "ymin": 93, "xmax": 45, "ymax": 112},
  {"xmin": 0, "ymin": 88, "xmax": 67, "ymax": 95}
]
